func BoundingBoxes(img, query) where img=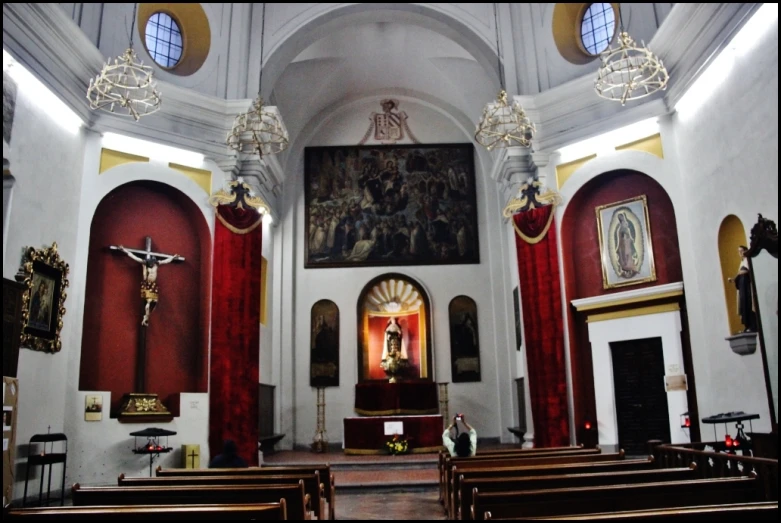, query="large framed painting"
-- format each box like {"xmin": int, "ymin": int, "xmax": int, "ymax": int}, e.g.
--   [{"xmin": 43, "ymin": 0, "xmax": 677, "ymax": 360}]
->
[
  {"xmin": 304, "ymin": 144, "xmax": 479, "ymax": 268},
  {"xmin": 17, "ymin": 243, "xmax": 70, "ymax": 353},
  {"xmin": 449, "ymin": 296, "xmax": 481, "ymax": 383},
  {"xmin": 595, "ymin": 195, "xmax": 657, "ymax": 289},
  {"xmin": 310, "ymin": 299, "xmax": 340, "ymax": 387}
]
